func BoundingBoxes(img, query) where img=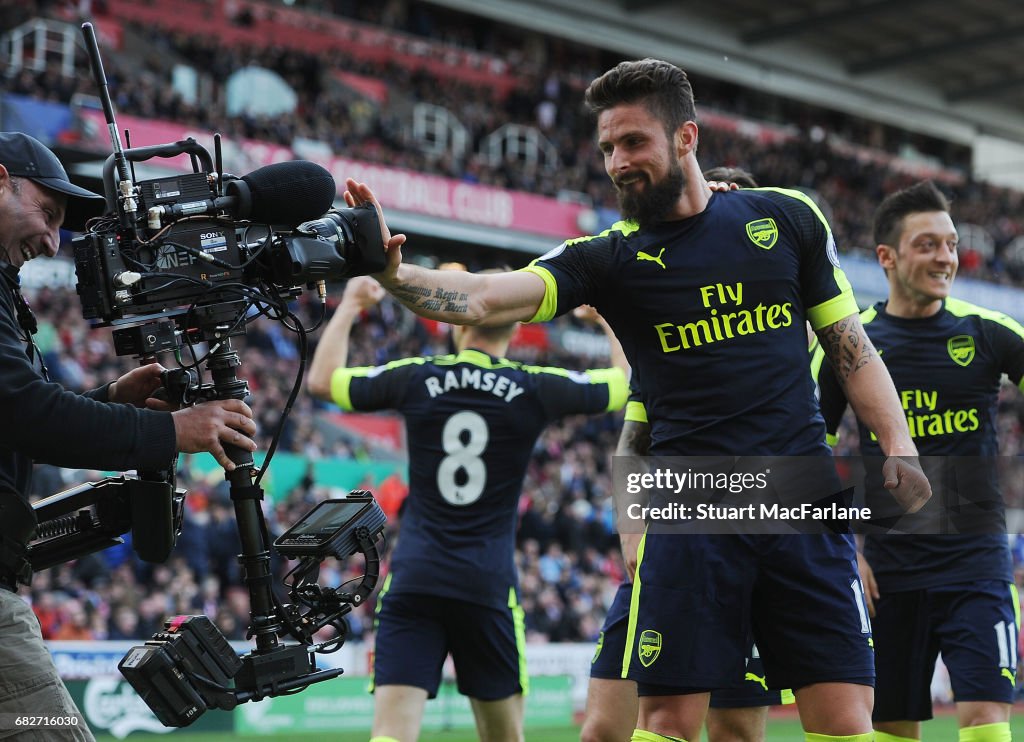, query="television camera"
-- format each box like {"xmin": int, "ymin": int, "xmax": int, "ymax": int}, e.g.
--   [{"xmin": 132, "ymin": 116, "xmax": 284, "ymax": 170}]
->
[{"xmin": 25, "ymin": 22, "xmax": 390, "ymax": 726}]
